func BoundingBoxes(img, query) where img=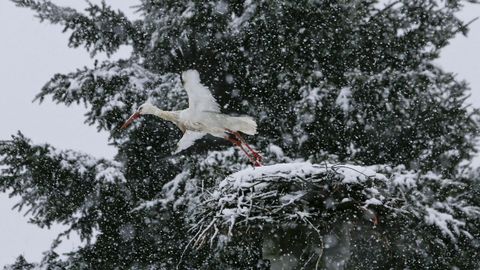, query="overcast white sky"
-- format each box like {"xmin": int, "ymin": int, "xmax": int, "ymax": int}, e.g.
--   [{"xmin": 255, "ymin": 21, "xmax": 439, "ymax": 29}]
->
[{"xmin": 0, "ymin": 0, "xmax": 479, "ymax": 266}]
